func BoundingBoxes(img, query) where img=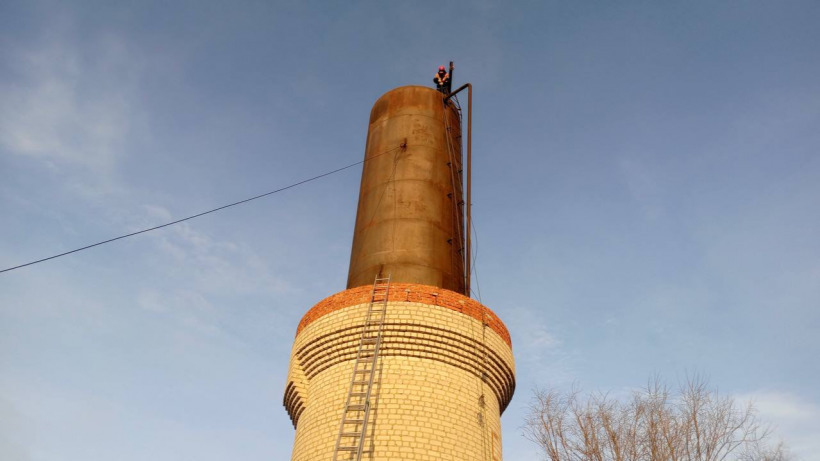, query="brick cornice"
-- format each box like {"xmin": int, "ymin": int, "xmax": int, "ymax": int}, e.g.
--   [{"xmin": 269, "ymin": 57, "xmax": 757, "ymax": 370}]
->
[{"xmin": 296, "ymin": 283, "xmax": 512, "ymax": 348}]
